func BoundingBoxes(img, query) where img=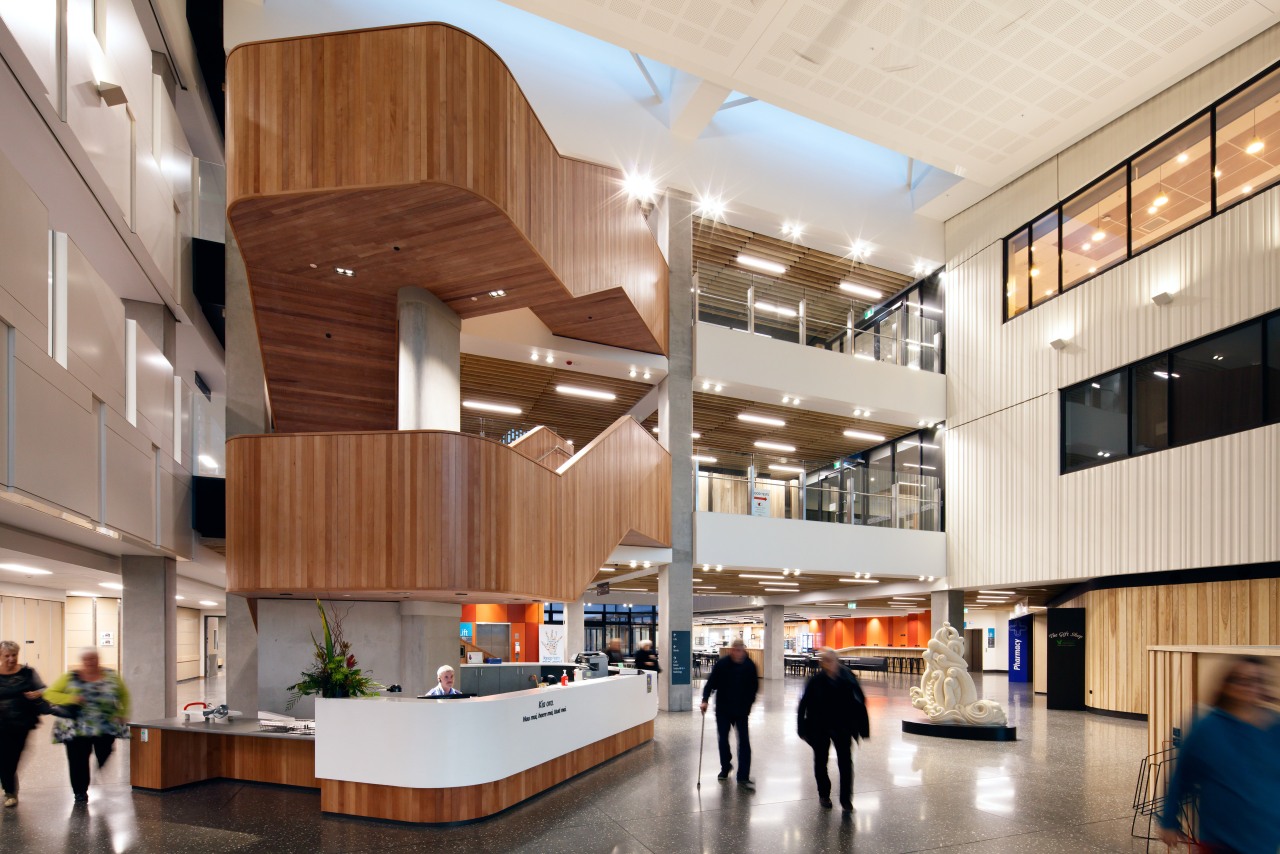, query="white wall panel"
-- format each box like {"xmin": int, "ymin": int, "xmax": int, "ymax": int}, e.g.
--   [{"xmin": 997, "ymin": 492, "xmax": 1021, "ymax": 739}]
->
[
  {"xmin": 0, "ymin": 150, "xmax": 49, "ymax": 342},
  {"xmin": 0, "ymin": 3, "xmax": 59, "ymax": 105},
  {"xmin": 66, "ymin": 238, "xmax": 126, "ymax": 410},
  {"xmin": 133, "ymin": 326, "xmax": 172, "ymax": 454},
  {"xmin": 12, "ymin": 359, "xmax": 96, "ymax": 518},
  {"xmin": 65, "ymin": 0, "xmax": 133, "ymax": 226},
  {"xmin": 157, "ymin": 452, "xmax": 192, "ymax": 557},
  {"xmin": 104, "ymin": 413, "xmax": 153, "ymax": 540}
]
